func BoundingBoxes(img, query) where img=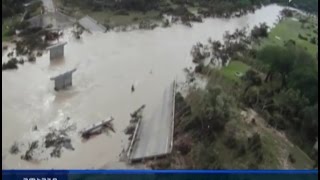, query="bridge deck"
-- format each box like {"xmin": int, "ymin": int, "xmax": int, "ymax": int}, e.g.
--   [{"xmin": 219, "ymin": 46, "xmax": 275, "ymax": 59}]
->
[
  {"xmin": 129, "ymin": 81, "xmax": 175, "ymax": 162},
  {"xmin": 78, "ymin": 16, "xmax": 106, "ymax": 33}
]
